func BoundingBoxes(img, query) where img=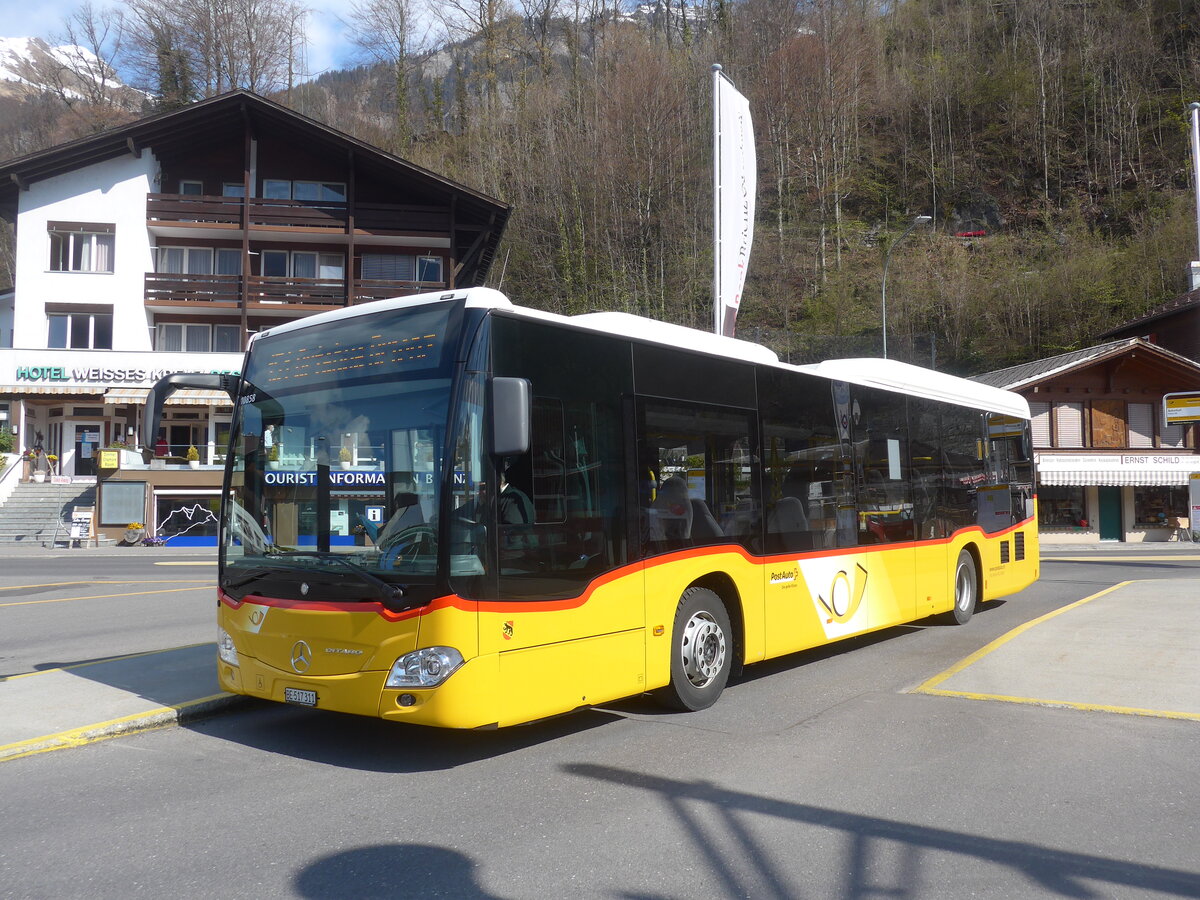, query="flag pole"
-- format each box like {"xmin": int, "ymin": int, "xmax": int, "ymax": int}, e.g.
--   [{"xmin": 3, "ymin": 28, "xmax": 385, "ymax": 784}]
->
[{"xmin": 712, "ymin": 63, "xmax": 723, "ymax": 336}]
